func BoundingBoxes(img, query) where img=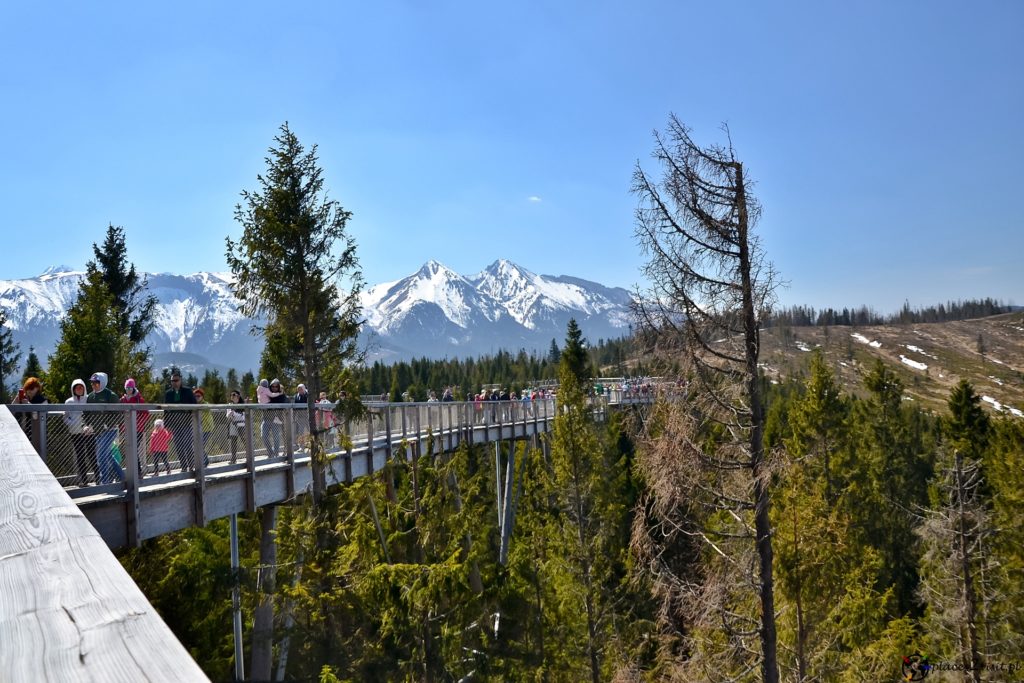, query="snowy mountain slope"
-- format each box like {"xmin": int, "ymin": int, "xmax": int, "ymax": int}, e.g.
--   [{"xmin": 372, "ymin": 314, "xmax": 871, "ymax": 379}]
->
[{"xmin": 2, "ymin": 260, "xmax": 634, "ymax": 370}]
